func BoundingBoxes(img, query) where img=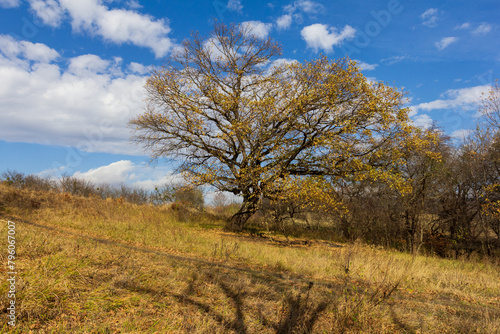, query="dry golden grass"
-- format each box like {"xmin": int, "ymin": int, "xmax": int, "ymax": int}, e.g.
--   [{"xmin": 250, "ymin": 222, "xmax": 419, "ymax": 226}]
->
[{"xmin": 0, "ymin": 184, "xmax": 499, "ymax": 333}]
